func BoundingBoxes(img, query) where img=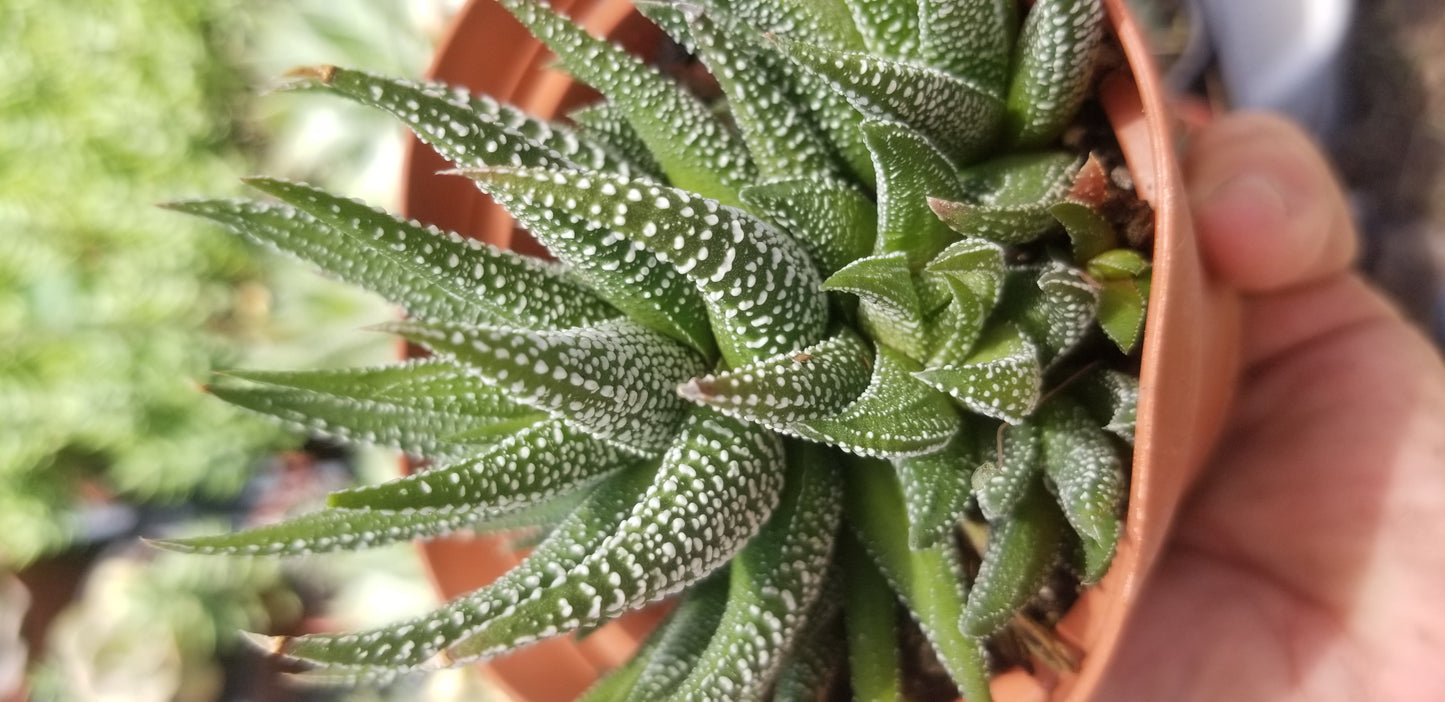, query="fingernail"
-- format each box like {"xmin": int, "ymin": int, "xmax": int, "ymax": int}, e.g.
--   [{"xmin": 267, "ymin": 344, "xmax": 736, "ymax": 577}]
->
[{"xmin": 1195, "ymin": 173, "xmax": 1289, "ymax": 231}]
